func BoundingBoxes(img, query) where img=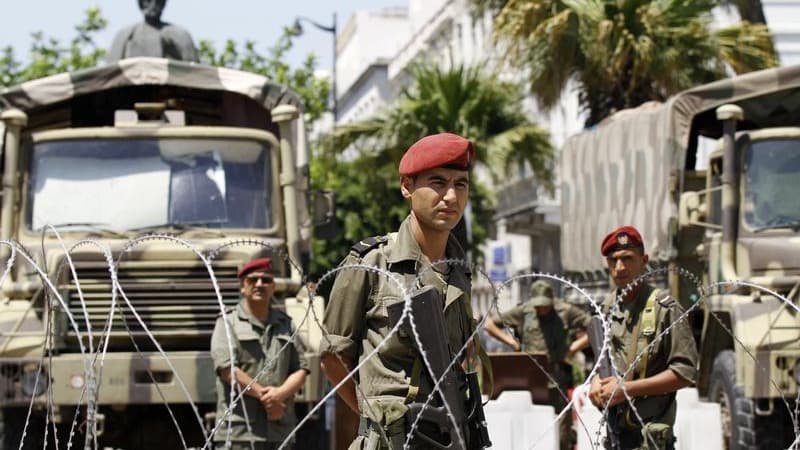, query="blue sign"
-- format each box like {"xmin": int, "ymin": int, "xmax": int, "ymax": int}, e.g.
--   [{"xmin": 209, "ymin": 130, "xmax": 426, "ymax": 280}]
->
[
  {"xmin": 491, "ymin": 243, "xmax": 510, "ymax": 265},
  {"xmin": 489, "ymin": 267, "xmax": 507, "ymax": 282}
]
